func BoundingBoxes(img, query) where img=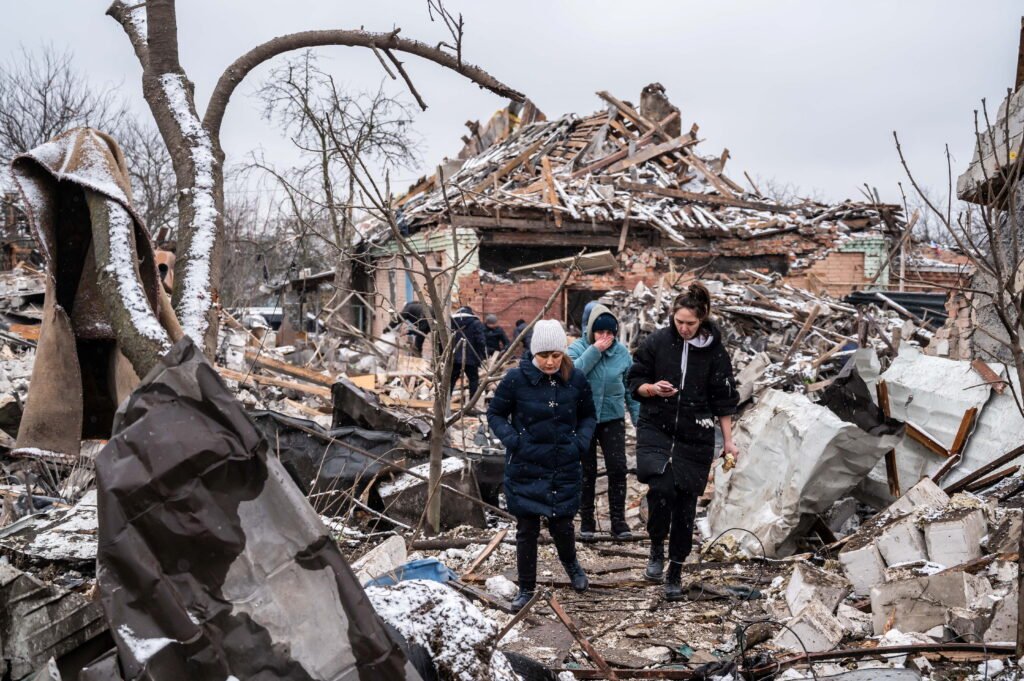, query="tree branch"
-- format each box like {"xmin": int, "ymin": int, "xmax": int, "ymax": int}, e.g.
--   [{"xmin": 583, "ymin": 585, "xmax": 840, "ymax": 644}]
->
[{"xmin": 203, "ymin": 29, "xmax": 523, "ymax": 139}]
